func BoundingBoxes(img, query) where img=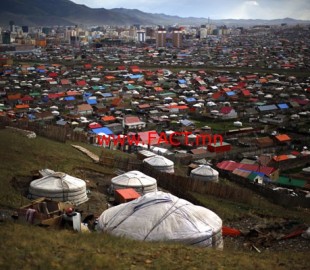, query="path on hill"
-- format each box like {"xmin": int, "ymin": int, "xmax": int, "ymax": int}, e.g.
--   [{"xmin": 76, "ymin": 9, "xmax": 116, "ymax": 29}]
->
[{"xmin": 71, "ymin": 145, "xmax": 100, "ymax": 163}]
